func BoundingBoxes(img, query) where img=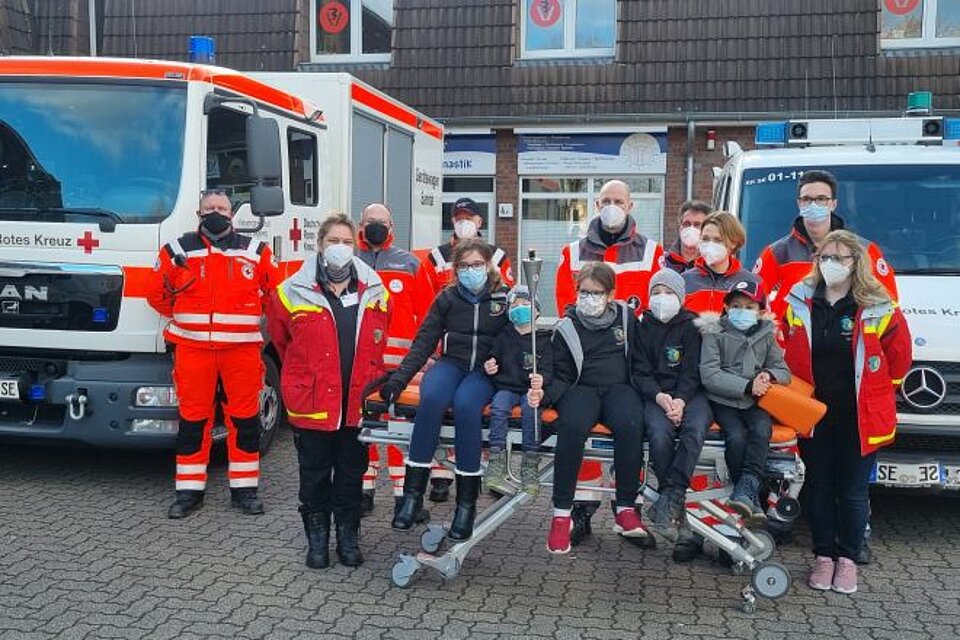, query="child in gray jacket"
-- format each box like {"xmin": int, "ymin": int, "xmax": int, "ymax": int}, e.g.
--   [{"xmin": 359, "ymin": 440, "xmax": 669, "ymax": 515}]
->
[{"xmin": 699, "ymin": 279, "xmax": 791, "ymax": 528}]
